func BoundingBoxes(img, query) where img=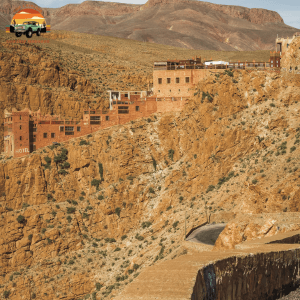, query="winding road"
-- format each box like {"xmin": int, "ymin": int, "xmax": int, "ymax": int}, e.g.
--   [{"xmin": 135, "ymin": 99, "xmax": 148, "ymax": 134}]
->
[{"xmin": 186, "ymin": 223, "xmax": 226, "ymax": 245}]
